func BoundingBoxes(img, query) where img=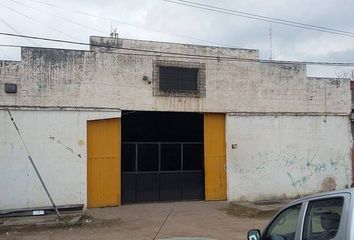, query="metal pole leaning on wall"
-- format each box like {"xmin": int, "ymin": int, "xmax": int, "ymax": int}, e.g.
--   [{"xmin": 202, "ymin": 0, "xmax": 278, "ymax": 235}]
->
[{"xmin": 1, "ymin": 96, "xmax": 61, "ymax": 217}]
